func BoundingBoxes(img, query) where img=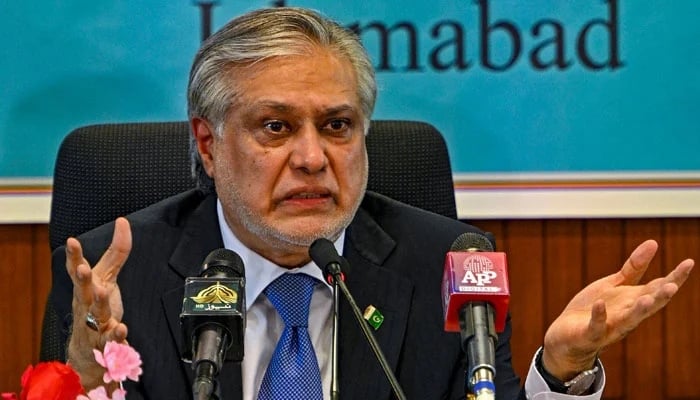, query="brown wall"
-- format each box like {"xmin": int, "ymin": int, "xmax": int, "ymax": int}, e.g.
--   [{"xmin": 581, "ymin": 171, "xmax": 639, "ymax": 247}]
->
[{"xmin": 1, "ymin": 219, "xmax": 699, "ymax": 399}]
